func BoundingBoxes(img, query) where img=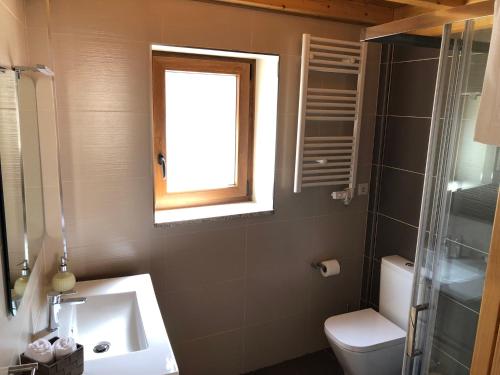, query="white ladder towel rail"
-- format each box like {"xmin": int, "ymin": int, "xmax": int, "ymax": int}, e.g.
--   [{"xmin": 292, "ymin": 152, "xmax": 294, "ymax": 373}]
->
[{"xmin": 293, "ymin": 34, "xmax": 367, "ymax": 205}]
